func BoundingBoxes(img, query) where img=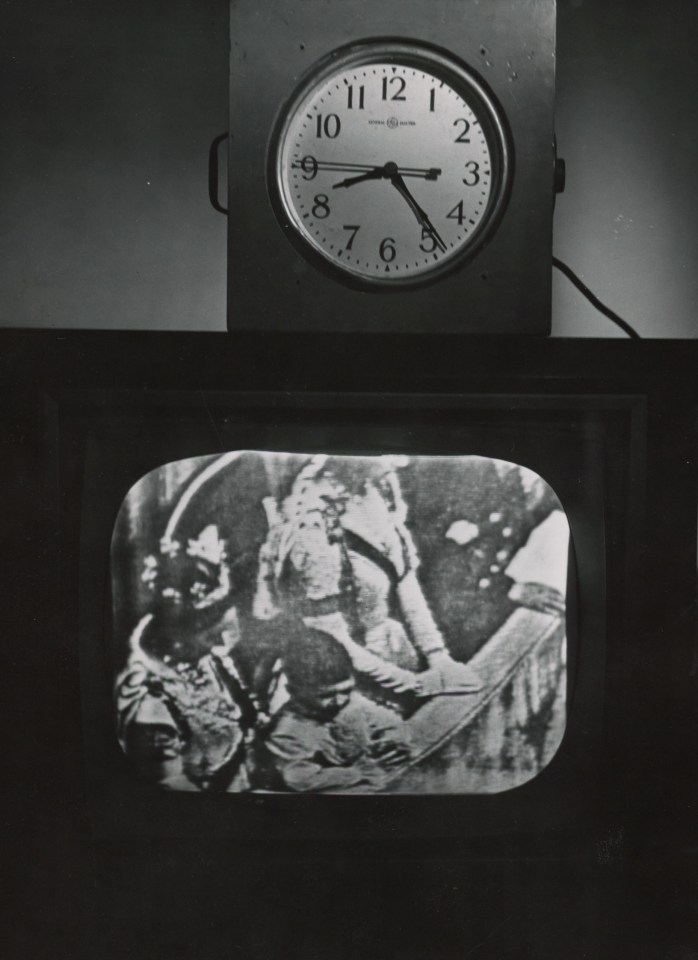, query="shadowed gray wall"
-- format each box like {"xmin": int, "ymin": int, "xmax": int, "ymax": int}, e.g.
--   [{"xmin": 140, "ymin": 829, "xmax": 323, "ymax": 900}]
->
[{"xmin": 1, "ymin": 0, "xmax": 696, "ymax": 336}]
